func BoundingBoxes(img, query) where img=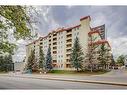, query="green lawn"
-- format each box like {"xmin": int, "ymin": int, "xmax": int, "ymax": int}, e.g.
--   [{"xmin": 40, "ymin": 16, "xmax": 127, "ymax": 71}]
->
[{"xmin": 49, "ymin": 70, "xmax": 109, "ymax": 75}]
